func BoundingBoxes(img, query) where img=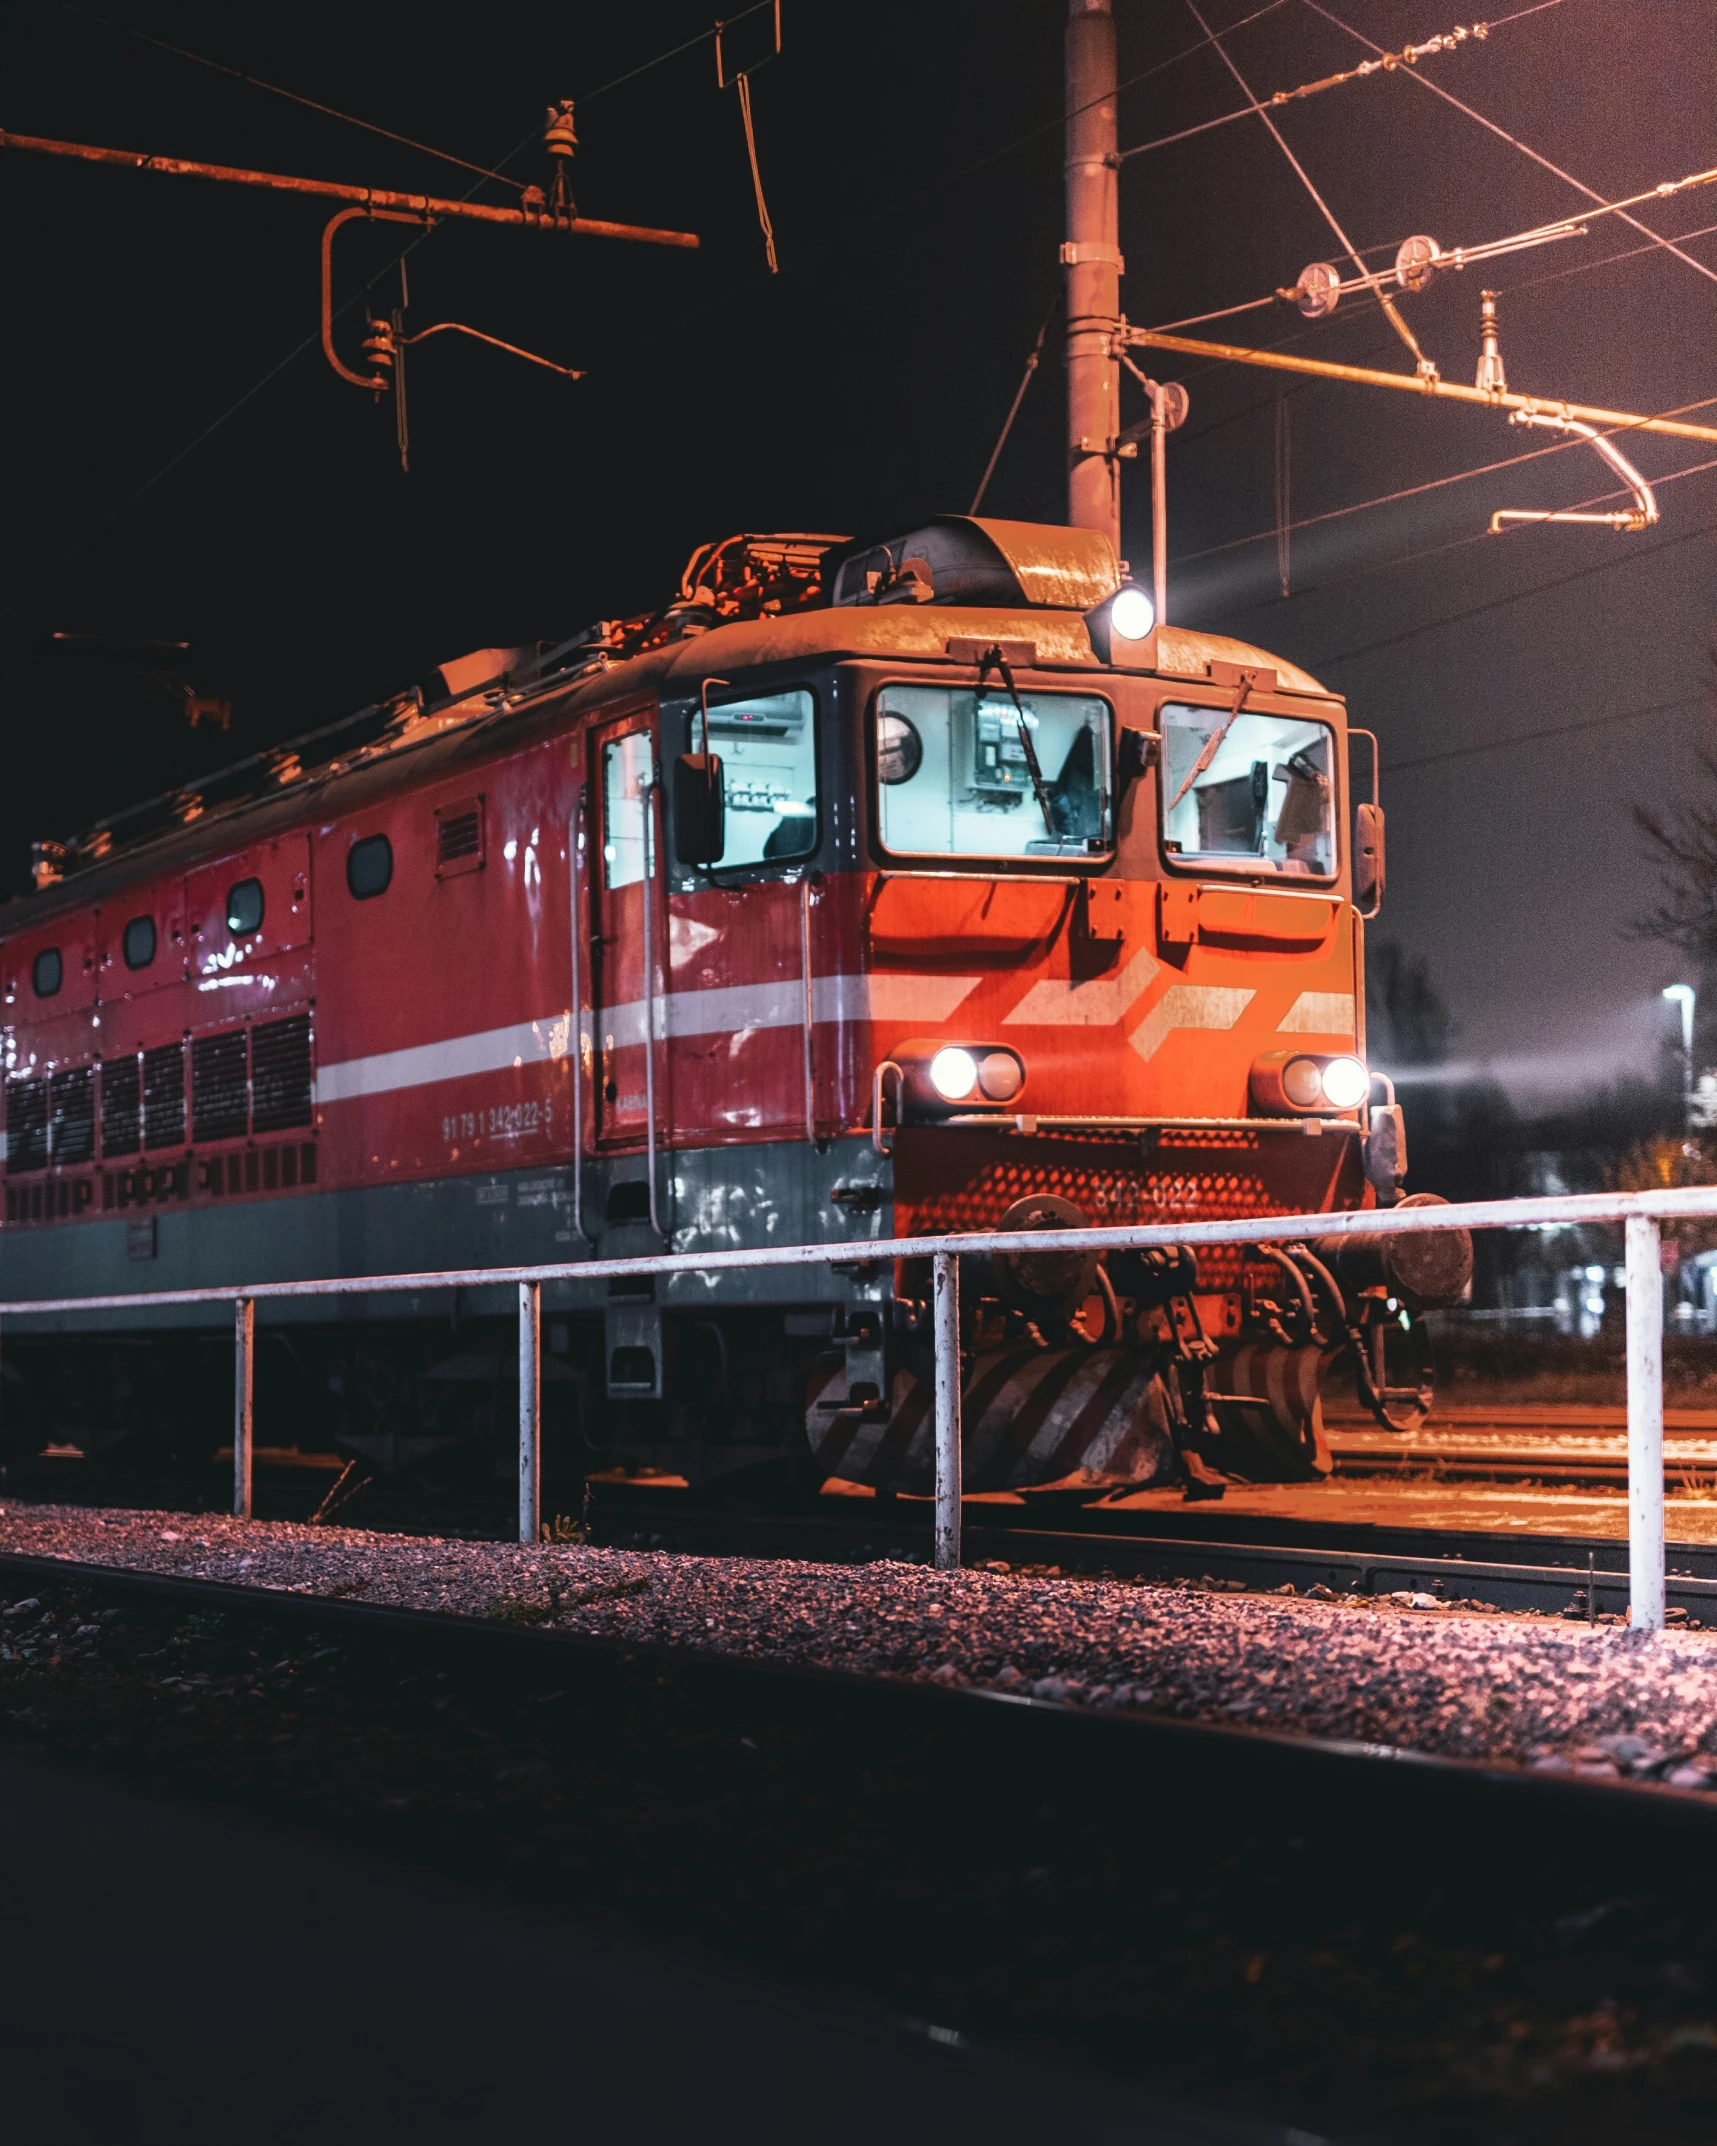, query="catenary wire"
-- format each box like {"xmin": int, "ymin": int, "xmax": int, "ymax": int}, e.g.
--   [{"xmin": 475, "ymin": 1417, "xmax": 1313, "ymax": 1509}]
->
[
  {"xmin": 930, "ymin": 0, "xmax": 1293, "ymax": 195},
  {"xmin": 1191, "ymin": 443, "xmax": 1717, "ymax": 634},
  {"xmin": 53, "ymin": 1, "xmax": 529, "ymax": 193},
  {"xmin": 1182, "ymin": 0, "xmax": 1430, "ymax": 367},
  {"xmin": 1299, "ymin": 510, "xmax": 1717, "ymax": 670},
  {"xmin": 1302, "ymin": 0, "xmax": 1717, "ymax": 289},
  {"xmin": 1115, "ymin": 1, "xmax": 1571, "ymax": 165},
  {"xmin": 1380, "ymin": 691, "xmax": 1701, "ymax": 775},
  {"xmin": 1173, "ymin": 398, "xmax": 1717, "ymax": 565}
]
